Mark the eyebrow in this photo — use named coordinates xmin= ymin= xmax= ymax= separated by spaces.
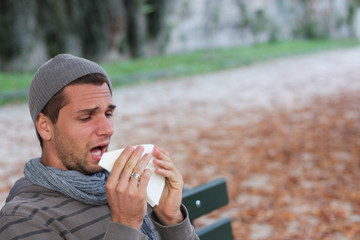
xmin=108 ymin=104 xmax=117 ymax=111
xmin=77 ymin=104 xmax=117 ymax=114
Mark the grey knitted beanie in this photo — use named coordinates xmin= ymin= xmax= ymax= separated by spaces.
xmin=29 ymin=54 xmax=113 ymax=123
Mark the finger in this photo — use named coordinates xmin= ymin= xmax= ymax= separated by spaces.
xmin=134 ymin=153 xmax=152 ymax=174
xmin=155 ymin=167 xmax=176 ymax=179
xmin=106 ymin=147 xmax=134 ymax=209
xmin=106 ymin=145 xmax=136 ymax=207
xmin=153 ymin=159 xmax=174 ymax=171
xmin=119 ymin=145 xmax=144 ymax=184
xmin=154 ymin=145 xmax=170 ymax=156
xmin=153 ymin=158 xmax=183 ymax=185
xmin=129 ymin=153 xmax=151 ymax=186
xmin=157 ymin=166 xmax=183 ymax=191
xmin=153 ymin=159 xmax=177 ymax=179
xmin=138 ymin=169 xmax=152 ymax=193
xmin=107 ymin=145 xmax=135 ymax=184
xmin=153 ymin=146 xmax=171 ymax=162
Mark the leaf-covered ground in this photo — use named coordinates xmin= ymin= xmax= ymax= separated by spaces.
xmin=180 ymin=90 xmax=360 ymax=239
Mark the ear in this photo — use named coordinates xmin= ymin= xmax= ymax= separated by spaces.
xmin=35 ymin=113 xmax=53 ymax=142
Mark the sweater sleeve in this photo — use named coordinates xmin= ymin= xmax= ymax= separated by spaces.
xmin=0 ymin=215 xmax=64 ymax=240
xmin=103 ymin=222 xmax=148 ymax=240
xmin=0 ymin=215 xmax=149 ymax=240
xmin=150 ymin=204 xmax=199 ymax=240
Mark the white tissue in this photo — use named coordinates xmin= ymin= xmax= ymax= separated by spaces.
xmin=99 ymin=144 xmax=165 ymax=207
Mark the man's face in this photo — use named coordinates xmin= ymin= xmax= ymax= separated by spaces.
xmin=52 ymin=83 xmax=116 ymax=174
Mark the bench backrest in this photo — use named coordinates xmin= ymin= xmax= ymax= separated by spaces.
xmin=182 ymin=178 xmax=233 ymax=240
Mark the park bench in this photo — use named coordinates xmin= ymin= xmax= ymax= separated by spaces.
xmin=182 ymin=178 xmax=233 ymax=240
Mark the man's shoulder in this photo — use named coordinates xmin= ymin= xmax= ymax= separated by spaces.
xmin=5 ymin=177 xmax=59 ymax=202
xmin=2 ymin=180 xmax=110 ymax=215
xmin=0 ymin=180 xmax=111 ymax=231
xmin=5 ymin=177 xmax=34 ymax=202
xmin=1 ymin=180 xmax=112 ymax=239
xmin=1 ymin=179 xmax=70 ymax=217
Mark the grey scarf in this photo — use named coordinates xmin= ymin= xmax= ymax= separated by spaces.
xmin=24 ymin=158 xmax=158 ymax=239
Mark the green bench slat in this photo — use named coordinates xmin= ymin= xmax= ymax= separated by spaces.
xmin=183 ymin=178 xmax=229 ymax=222
xmin=196 ymin=217 xmax=233 ymax=240
xmin=182 ymin=178 xmax=233 ymax=239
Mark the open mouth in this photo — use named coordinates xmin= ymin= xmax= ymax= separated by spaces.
xmin=91 ymin=144 xmax=107 ymax=160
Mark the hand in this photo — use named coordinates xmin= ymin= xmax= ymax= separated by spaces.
xmin=152 ymin=146 xmax=184 ymax=225
xmin=105 ymin=145 xmax=152 ymax=230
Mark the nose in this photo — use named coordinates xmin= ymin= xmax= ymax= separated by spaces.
xmin=96 ymin=115 xmax=114 ymax=137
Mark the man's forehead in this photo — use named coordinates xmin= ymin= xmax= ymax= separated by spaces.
xmin=64 ymin=83 xmax=113 ymax=108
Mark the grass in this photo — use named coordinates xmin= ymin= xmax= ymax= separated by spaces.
xmin=0 ymin=38 xmax=359 ymax=105
xmin=104 ymin=38 xmax=359 ymax=86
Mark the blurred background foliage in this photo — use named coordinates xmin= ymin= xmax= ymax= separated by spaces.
xmin=0 ymin=0 xmax=360 ymax=104
xmin=1 ymin=0 xmax=360 ymax=71
xmin=0 ymin=0 xmax=167 ymax=70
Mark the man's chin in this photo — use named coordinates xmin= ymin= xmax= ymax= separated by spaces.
xmin=75 ymin=163 xmax=104 ymax=175
xmin=86 ymin=167 xmax=105 ymax=175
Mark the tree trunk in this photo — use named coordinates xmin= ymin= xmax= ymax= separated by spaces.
xmin=123 ymin=0 xmax=146 ymax=58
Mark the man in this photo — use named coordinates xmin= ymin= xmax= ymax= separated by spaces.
xmin=0 ymin=54 xmax=199 ymax=239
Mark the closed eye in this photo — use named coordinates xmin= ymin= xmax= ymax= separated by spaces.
xmin=105 ymin=109 xmax=114 ymax=118
xmin=80 ymin=115 xmax=92 ymax=122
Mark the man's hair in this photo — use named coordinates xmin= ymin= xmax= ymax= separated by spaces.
xmin=37 ymin=73 xmax=109 ymax=147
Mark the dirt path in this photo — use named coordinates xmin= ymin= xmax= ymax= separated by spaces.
xmin=1 ymin=46 xmax=360 ymax=239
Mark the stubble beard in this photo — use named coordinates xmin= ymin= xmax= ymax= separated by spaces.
xmin=53 ymin=128 xmax=93 ymax=175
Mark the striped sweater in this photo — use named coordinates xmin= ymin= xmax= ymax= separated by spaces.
xmin=0 ymin=178 xmax=199 ymax=240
